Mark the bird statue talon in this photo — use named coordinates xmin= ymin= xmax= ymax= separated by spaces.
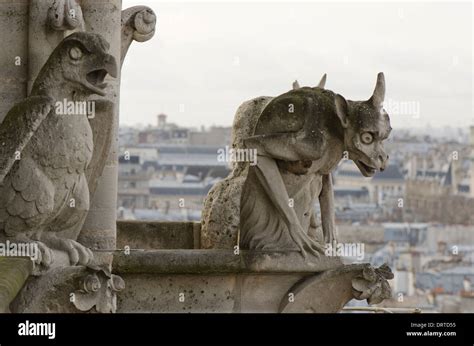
xmin=58 ymin=238 xmax=93 ymax=266
xmin=34 ymin=241 xmax=54 ymax=268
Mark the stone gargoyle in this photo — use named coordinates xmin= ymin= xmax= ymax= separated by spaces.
xmin=201 ymin=73 xmax=391 ymax=259
xmin=0 ymin=32 xmax=118 ymax=271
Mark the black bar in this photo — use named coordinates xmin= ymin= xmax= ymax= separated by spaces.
xmin=0 ymin=313 xmax=473 ymax=345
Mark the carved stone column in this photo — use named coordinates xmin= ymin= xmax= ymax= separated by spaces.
xmin=78 ymin=1 xmax=156 ymax=269
xmin=76 ymin=0 xmax=123 ymax=270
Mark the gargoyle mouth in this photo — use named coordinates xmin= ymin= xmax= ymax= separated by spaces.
xmin=356 ymin=160 xmax=377 ymax=177
xmin=86 ymin=69 xmax=109 ymax=94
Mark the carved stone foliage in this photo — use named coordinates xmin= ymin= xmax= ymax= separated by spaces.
xmin=10 ymin=265 xmax=124 ymax=313
xmin=47 ymin=0 xmax=85 ymax=32
xmin=121 ymin=6 xmax=157 ymax=65
xmin=351 ymin=263 xmax=393 ymax=305
xmin=73 ymin=267 xmax=125 ymax=313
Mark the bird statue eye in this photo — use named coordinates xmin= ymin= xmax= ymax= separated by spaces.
xmin=69 ymin=46 xmax=83 ymax=60
xmin=361 ymin=132 xmax=374 ymax=144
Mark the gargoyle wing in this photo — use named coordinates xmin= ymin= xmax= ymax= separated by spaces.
xmin=0 ymin=96 xmax=54 ymax=185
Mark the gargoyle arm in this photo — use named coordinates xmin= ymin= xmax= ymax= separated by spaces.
xmin=254 ymin=155 xmax=325 ymax=256
xmin=318 ymin=173 xmax=337 ymax=244
xmin=0 ymin=96 xmax=53 ymax=184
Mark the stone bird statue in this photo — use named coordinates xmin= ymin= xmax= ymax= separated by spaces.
xmin=0 ymin=32 xmax=118 ymax=270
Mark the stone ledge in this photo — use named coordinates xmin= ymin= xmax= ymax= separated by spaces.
xmin=117 ymin=220 xmax=200 ymax=250
xmin=113 ymin=249 xmax=344 ymax=274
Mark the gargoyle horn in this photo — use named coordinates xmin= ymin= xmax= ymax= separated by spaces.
xmin=370 ymin=72 xmax=385 ymax=107
xmin=317 ymin=73 xmax=327 ymax=89
xmin=292 ymin=80 xmax=300 ymax=90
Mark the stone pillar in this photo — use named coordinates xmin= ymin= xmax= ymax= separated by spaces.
xmin=77 ymin=0 xmax=122 ymax=269
xmin=78 ymin=1 xmax=156 ymax=268
xmin=0 ymin=0 xmax=29 ymax=122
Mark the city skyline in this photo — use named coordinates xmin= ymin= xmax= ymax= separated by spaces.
xmin=120 ymin=0 xmax=473 ymax=129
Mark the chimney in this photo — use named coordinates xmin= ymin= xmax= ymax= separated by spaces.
xmin=157 ymin=113 xmax=167 ymax=128
xmin=450 ymin=158 xmax=458 ymax=195
xmin=410 ymin=155 xmax=418 ymax=179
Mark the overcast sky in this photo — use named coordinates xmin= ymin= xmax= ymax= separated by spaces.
xmin=120 ymin=1 xmax=473 ymax=129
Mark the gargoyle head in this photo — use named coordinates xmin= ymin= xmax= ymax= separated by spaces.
xmin=33 ymin=32 xmax=118 ymax=97
xmin=334 ymin=73 xmax=392 ymax=177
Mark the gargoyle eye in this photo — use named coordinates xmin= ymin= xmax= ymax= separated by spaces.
xmin=69 ymin=46 xmax=83 ymax=60
xmin=360 ymin=132 xmax=374 ymax=144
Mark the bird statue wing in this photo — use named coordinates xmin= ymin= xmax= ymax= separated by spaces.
xmin=0 ymin=95 xmax=54 ymax=185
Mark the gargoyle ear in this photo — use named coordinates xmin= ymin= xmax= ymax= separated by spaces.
xmin=335 ymin=94 xmax=349 ymax=128
xmin=292 ymin=80 xmax=300 ymax=90
xmin=369 ymin=72 xmax=385 ymax=108
xmin=317 ymin=73 xmax=327 ymax=89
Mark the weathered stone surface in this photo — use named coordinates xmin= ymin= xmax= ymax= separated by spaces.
xmin=0 ymin=1 xmax=29 ymax=123
xmin=117 ymin=274 xmax=238 ymax=313
xmin=114 ymin=250 xmax=242 ymax=275
xmin=241 ymin=250 xmax=343 ymax=272
xmin=201 ymin=96 xmax=273 ymax=249
xmin=117 ymin=220 xmax=198 ymax=250
xmin=239 ymin=274 xmax=304 ymax=312
xmin=113 ymin=250 xmax=344 ymax=275
xmin=0 ymin=257 xmax=32 ymax=313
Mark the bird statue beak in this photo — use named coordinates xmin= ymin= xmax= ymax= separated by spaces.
xmin=104 ymin=54 xmax=118 ymax=78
